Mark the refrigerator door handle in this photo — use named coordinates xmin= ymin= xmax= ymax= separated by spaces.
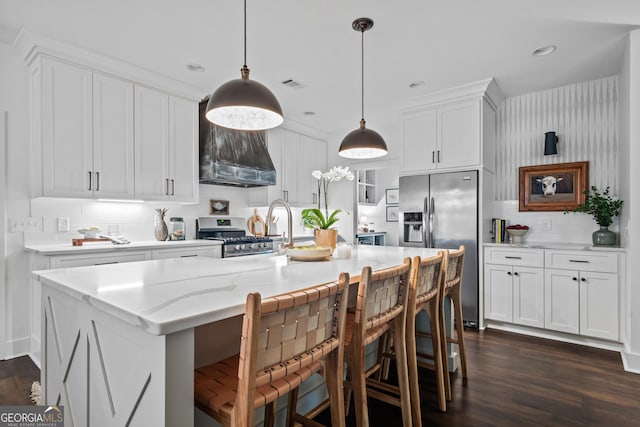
xmin=423 ymin=196 xmax=429 ymax=247
xmin=429 ymin=197 xmax=435 ymax=247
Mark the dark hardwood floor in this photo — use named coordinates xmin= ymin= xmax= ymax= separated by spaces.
xmin=2 ymin=329 xmax=639 ymax=426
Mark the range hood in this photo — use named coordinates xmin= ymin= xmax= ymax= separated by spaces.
xmin=198 ymin=100 xmax=276 ymax=187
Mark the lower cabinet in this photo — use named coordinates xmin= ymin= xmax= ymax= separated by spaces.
xmin=484 ymin=246 xmax=621 ymax=343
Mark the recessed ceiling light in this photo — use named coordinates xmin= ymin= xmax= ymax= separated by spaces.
xmin=186 ymin=63 xmax=206 ymax=72
xmin=409 ymin=81 xmax=426 ymax=89
xmin=303 ymin=111 xmax=315 ymax=116
xmin=532 ymin=45 xmax=557 ymax=57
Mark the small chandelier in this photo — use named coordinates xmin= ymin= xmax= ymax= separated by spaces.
xmin=205 ymin=0 xmax=283 ymax=131
xmin=339 ymin=18 xmax=388 ymax=159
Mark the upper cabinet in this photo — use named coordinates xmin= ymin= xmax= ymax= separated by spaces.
xmin=29 ymin=50 xmax=199 ymax=202
xmin=248 ymin=128 xmax=327 ymax=207
xmin=400 ymin=79 xmax=500 ymax=174
xmin=134 ymin=86 xmax=197 ymax=202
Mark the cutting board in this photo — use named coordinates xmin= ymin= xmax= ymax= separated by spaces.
xmin=247 ymin=209 xmax=265 ymax=236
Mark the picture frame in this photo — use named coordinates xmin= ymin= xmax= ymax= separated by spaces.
xmin=385 ymin=188 xmax=399 ymax=205
xmin=209 ymin=199 xmax=230 ymax=215
xmin=386 ymin=205 xmax=399 ymax=222
xmin=518 ymin=161 xmax=589 ymax=212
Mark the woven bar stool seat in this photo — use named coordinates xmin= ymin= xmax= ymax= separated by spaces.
xmin=195 ymin=274 xmax=350 ymax=427
xmin=344 ymin=258 xmax=413 ymax=427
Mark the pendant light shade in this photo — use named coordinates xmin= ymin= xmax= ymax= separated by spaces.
xmin=339 ymin=18 xmax=387 ymax=159
xmin=205 ymin=0 xmax=283 ymax=131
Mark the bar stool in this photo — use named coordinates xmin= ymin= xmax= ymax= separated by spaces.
xmin=344 ymin=258 xmax=412 ymax=427
xmin=194 ymin=273 xmax=350 ymax=427
xmin=439 ymin=245 xmax=467 ymax=400
xmin=406 ymin=251 xmax=447 ymax=419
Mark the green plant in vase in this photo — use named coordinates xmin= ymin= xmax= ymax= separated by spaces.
xmin=565 ymin=186 xmax=623 ymax=246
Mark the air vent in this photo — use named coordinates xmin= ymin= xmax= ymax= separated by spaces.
xmin=281 ymin=79 xmax=306 ymax=89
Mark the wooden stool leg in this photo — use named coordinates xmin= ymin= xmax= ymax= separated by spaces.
xmin=286 ymin=388 xmax=298 ymax=427
xmin=393 ymin=317 xmax=413 ymax=427
xmin=426 ymin=299 xmax=447 ymax=412
xmin=350 ymin=344 xmax=370 ymax=427
xmin=440 ymin=293 xmax=452 ymax=401
xmin=452 ymin=285 xmax=468 ymax=378
xmin=406 ymin=310 xmax=422 ymax=424
xmin=325 ymin=351 xmax=346 ymax=427
xmin=265 ymin=402 xmax=276 ymax=427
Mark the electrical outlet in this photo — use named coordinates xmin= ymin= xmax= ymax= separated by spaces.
xmin=57 ymin=217 xmax=70 ymax=232
xmin=541 ymin=219 xmax=552 ymax=232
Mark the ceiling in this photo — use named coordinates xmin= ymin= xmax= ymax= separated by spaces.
xmin=1 ymin=0 xmax=639 ymax=135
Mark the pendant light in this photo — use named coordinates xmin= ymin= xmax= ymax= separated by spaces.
xmin=339 ymin=18 xmax=388 ymax=159
xmin=205 ymin=0 xmax=283 ymax=131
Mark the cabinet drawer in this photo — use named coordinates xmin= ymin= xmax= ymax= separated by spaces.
xmin=485 ymin=247 xmax=543 ymax=267
xmin=545 ymin=251 xmax=617 ymax=273
xmin=151 ymin=247 xmax=221 ymax=259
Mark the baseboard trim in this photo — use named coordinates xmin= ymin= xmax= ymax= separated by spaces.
xmin=621 ymin=351 xmax=640 ymax=374
xmin=1 ymin=337 xmax=30 ymax=361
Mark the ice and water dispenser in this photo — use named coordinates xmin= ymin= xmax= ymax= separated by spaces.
xmin=403 ymin=212 xmax=424 ymax=244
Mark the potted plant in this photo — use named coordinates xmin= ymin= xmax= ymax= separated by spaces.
xmin=301 ymin=166 xmax=354 ymax=252
xmin=567 ymin=186 xmax=623 ymax=246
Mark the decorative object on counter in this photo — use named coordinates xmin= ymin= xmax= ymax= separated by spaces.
xmin=386 ymin=205 xmax=399 ymax=222
xmin=335 ymin=242 xmax=353 ymax=259
xmin=544 ymin=131 xmax=559 ymax=155
xmin=247 ymin=208 xmax=265 ymax=236
xmin=77 ymin=227 xmax=101 ymax=239
xmin=286 ymin=245 xmax=332 ymax=262
xmin=314 ymin=229 xmax=339 ymax=254
xmin=209 ymin=199 xmax=229 ymax=215
xmin=204 ymin=0 xmax=283 ymax=131
xmin=566 ymin=186 xmax=623 ymax=246
xmin=338 ymin=18 xmax=388 ymax=159
xmin=154 ymin=208 xmax=169 ymax=241
xmin=302 ymin=165 xmax=354 ymax=252
xmin=169 ymin=217 xmax=185 ymax=240
xmin=519 ymin=161 xmax=588 ymax=211
xmin=72 ymin=236 xmax=111 ymax=246
xmin=506 ymin=224 xmax=529 ymax=243
xmin=385 ymin=188 xmax=399 ymax=204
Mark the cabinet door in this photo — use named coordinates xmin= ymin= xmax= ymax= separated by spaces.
xmin=298 ymin=135 xmax=327 ymax=207
xmin=41 ymin=57 xmax=93 ymax=197
xmin=484 ymin=264 xmax=513 ymax=322
xmin=512 ymin=267 xmax=544 ymax=328
xmin=135 ymin=86 xmax=169 ymax=200
xmin=93 ymin=73 xmax=135 ymax=199
xmin=544 ymin=269 xmax=579 ymax=334
xmin=403 ymin=110 xmax=437 ymax=172
xmin=282 ymin=130 xmax=300 ymax=204
xmin=248 ymin=127 xmax=284 ymax=206
xmin=579 ymin=272 xmax=619 ymax=340
xmin=168 ymin=96 xmax=198 ymax=203
xmin=438 ymin=100 xmax=480 ymax=169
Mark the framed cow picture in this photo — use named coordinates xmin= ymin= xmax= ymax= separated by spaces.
xmin=519 ymin=161 xmax=589 ymax=211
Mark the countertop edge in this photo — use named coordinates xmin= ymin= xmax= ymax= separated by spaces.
xmin=25 ymin=239 xmax=223 ymax=255
xmin=482 ymin=242 xmax=626 ymax=252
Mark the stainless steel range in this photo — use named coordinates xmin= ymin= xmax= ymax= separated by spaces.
xmin=196 ymin=217 xmax=274 ymax=258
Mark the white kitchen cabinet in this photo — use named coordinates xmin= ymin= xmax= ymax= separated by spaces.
xmin=544 ymin=250 xmax=619 ymax=341
xmin=402 ymin=100 xmax=482 ymax=173
xmin=484 ymin=248 xmax=544 ymax=328
xmin=134 ymin=86 xmax=197 ymax=202
xmin=249 ymin=128 xmax=327 ymax=207
xmin=151 ymin=246 xmax=221 ymax=259
xmin=38 ymin=57 xmax=135 ymax=199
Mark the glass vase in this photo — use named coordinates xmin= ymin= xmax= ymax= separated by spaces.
xmin=592 ymin=226 xmax=616 ymax=246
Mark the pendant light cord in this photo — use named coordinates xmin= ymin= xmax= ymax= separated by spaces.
xmin=243 ymin=0 xmax=247 ymax=67
xmin=361 ymin=27 xmax=364 ymax=121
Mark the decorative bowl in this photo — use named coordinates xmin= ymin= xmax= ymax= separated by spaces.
xmin=506 ymin=228 xmax=528 ymax=243
xmin=286 ymin=245 xmax=332 ymax=261
xmin=77 ymin=227 xmax=101 ymax=239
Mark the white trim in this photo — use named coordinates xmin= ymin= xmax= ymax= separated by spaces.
xmin=0 ymin=111 xmax=6 ymax=359
xmin=621 ymin=351 xmax=640 ymax=374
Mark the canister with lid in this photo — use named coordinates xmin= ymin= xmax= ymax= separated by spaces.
xmin=168 ymin=217 xmax=185 ymax=240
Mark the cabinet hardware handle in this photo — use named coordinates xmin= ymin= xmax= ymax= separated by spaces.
xmin=572 ymin=277 xmax=578 ymax=281
xmin=432 ymin=151 xmax=435 ymax=163
xmin=507 ymin=271 xmax=512 ymax=276
xmin=581 ymin=277 xmax=586 ymax=282
xmin=569 ymin=259 xmax=589 ymax=263
xmin=505 ymin=256 xmax=522 ymax=259
xmin=96 ymin=172 xmax=100 ymax=191
xmin=165 ymin=178 xmax=169 ymax=195
xmin=284 ymin=190 xmax=289 ymax=202
xmin=313 ymin=192 xmax=317 ymax=204
xmin=94 ymin=261 xmax=118 ymax=266
xmin=180 ymin=255 xmax=198 ymax=258
xmin=514 ymin=272 xmax=519 ymax=276
xmin=171 ymin=179 xmax=175 ymax=196
xmin=88 ymin=171 xmax=92 ymax=191
xmin=437 ymin=150 xmax=441 ymax=163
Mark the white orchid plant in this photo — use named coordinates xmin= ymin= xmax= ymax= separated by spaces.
xmin=301 ymin=166 xmax=355 ymax=229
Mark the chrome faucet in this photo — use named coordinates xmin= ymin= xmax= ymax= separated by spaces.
xmin=266 ymin=199 xmax=294 ymax=248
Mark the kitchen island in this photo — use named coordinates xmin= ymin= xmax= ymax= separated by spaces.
xmin=33 ymin=245 xmax=443 ymax=427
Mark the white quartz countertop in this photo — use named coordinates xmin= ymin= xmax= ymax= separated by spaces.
xmin=32 ymin=245 xmax=442 ymax=336
xmin=24 ymin=239 xmax=223 ymax=255
xmin=483 ymin=242 xmax=626 ymax=252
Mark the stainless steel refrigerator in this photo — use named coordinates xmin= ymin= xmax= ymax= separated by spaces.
xmin=399 ymin=171 xmax=479 ymax=327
